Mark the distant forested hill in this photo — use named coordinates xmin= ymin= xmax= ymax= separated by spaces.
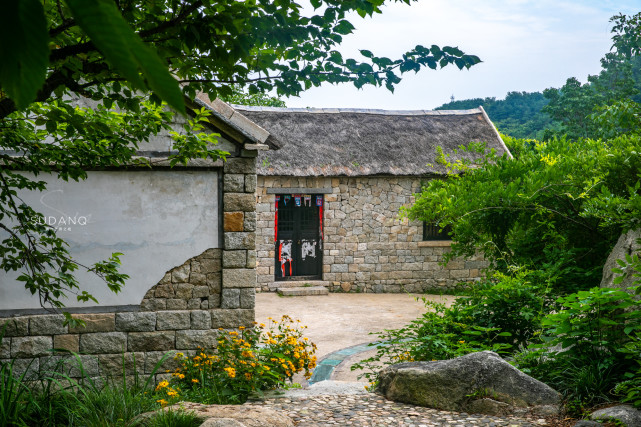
xmin=436 ymin=91 xmax=561 ymax=140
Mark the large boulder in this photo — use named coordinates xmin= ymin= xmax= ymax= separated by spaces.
xmin=137 ymin=402 xmax=294 ymax=427
xmin=601 ymin=228 xmax=641 ymax=297
xmin=591 ymin=405 xmax=641 ymax=427
xmin=376 ymin=351 xmax=560 ymax=417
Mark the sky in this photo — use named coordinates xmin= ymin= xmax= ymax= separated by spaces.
xmin=285 ymin=0 xmax=641 ymax=110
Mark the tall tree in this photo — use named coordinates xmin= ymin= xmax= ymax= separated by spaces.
xmin=0 ymin=0 xmax=480 ymax=319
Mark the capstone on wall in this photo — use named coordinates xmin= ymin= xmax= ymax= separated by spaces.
xmin=256 ymin=175 xmax=487 ymax=292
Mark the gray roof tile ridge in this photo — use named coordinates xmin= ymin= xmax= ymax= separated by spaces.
xmin=232 ymin=104 xmax=482 ymax=116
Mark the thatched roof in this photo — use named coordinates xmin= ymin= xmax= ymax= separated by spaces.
xmin=235 ymin=106 xmax=510 ymax=176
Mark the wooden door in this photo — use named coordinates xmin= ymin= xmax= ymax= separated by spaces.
xmin=275 ymin=194 xmax=323 ymax=280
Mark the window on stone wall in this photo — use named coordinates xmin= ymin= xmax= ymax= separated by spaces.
xmin=423 ymin=223 xmax=452 ymax=241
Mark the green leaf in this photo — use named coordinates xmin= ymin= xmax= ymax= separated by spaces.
xmin=64 ymin=0 xmax=185 ymax=114
xmin=0 ymin=0 xmax=49 ymax=109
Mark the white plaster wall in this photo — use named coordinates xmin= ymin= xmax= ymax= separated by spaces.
xmin=0 ymin=170 xmax=220 ymax=310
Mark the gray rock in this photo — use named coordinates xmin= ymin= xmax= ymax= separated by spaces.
xmin=12 ymin=336 xmax=53 ymax=357
xmin=222 ymin=269 xmax=256 ymax=288
xmin=190 ymin=310 xmax=211 ymax=330
xmin=601 ymin=228 xmax=641 ymax=298
xmin=115 ymin=312 xmax=157 ymax=332
xmin=127 ymin=331 xmax=175 ymax=352
xmin=221 ymin=289 xmax=241 ymax=309
xmin=224 ymin=232 xmax=255 ymax=250
xmin=171 ymin=263 xmax=191 ymax=283
xmin=79 ymin=332 xmax=127 ymax=354
xmin=223 ymin=158 xmax=256 ymax=174
xmin=224 ymin=193 xmax=256 ymax=212
xmin=156 ymin=311 xmax=190 ymax=330
xmin=376 ymin=351 xmax=560 ymax=416
xmin=29 ymin=315 xmax=67 ymax=335
xmin=591 ymin=404 xmax=641 ymax=426
xmin=176 ymin=330 xmax=221 ymax=350
xmin=224 ymin=174 xmax=245 ymax=192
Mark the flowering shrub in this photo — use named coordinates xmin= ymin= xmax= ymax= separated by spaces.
xmin=156 ymin=315 xmax=317 ymax=404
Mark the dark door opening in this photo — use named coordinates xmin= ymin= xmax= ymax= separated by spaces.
xmin=275 ymin=194 xmax=323 ymax=281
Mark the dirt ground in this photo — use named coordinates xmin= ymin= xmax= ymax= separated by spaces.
xmin=255 ymin=292 xmax=456 ymax=382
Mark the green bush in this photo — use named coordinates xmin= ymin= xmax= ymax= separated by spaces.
xmin=352 ymin=271 xmax=545 ymax=382
xmin=514 ymin=286 xmax=641 ymax=412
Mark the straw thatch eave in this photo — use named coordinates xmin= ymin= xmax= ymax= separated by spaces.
xmin=235 ymin=106 xmax=510 ymax=177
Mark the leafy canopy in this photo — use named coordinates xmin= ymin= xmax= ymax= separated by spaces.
xmin=0 ymin=0 xmax=480 ymax=320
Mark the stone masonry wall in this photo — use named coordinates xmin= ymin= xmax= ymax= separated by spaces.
xmin=256 ymin=175 xmax=488 ymax=292
xmin=0 ymin=155 xmax=259 ymax=380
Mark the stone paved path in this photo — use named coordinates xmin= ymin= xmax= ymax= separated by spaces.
xmin=247 ymin=393 xmax=547 ymax=426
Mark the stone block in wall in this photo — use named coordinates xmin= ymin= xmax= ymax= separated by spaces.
xmin=0 ymin=339 xmax=10 ymax=358
xmin=331 ymin=264 xmax=348 ymax=273
xmin=176 ymin=330 xmax=221 ymax=350
xmin=224 ymin=157 xmax=255 ymax=174
xmin=166 ymin=299 xmax=188 ymax=310
xmin=244 ymin=212 xmax=256 ymax=232
xmin=69 ymin=313 xmax=115 ymax=333
xmin=96 ymin=352 xmax=146 ymax=376
xmin=224 ymin=193 xmax=255 ymax=212
xmin=1 ymin=317 xmax=28 ymax=337
xmin=80 ymin=332 xmax=127 ymax=354
xmin=30 ymin=315 xmax=67 ymax=335
xmin=450 ymin=269 xmax=471 ymax=279
xmin=144 ymin=350 xmax=179 ymax=374
xmin=186 ymin=299 xmax=199 ymax=309
xmin=140 ymin=298 xmax=167 ymax=311
xmin=224 ymin=212 xmax=244 ymax=232
xmin=190 ymin=310 xmax=211 ymax=330
xmin=174 ymin=283 xmax=194 ymax=299
xmin=208 ymin=294 xmax=221 ymax=308
xmin=190 ymin=273 xmax=207 ymax=286
xmin=240 ymin=288 xmax=255 ymax=309
xmin=192 ymin=286 xmax=209 ymax=298
xmin=156 ymin=311 xmax=191 ymax=330
xmin=246 ymin=250 xmax=256 ymax=268
xmin=222 ymin=269 xmax=256 ymax=288
xmin=223 ymin=250 xmax=247 ymax=268
xmin=245 ymin=174 xmax=257 ymax=193
xmin=40 ymin=354 xmax=100 ymax=377
xmin=54 ymin=334 xmax=79 ymax=353
xmin=128 ymin=331 xmax=176 ymax=352
xmin=207 ymin=273 xmax=222 ymax=294
xmin=210 ymin=309 xmax=254 ymax=329
xmin=224 ymin=174 xmax=245 ymax=192
xmin=115 ymin=312 xmax=157 ymax=332
xmin=171 ymin=264 xmax=191 ymax=283
xmin=225 ymin=232 xmax=255 ymax=250
xmin=221 ymin=289 xmax=240 ymax=309
xmin=201 ymin=257 xmax=222 ymax=274
xmin=155 ymin=284 xmax=175 ymax=299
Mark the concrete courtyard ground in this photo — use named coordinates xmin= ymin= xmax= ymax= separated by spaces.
xmin=255 ymin=292 xmax=456 ymax=383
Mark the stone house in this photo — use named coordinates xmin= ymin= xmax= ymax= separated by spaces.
xmin=0 ymin=96 xmax=278 ymax=378
xmin=235 ymin=106 xmax=512 ymax=293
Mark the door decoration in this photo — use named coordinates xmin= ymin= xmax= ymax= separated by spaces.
xmin=318 ymin=196 xmax=324 ymax=240
xmin=301 ymin=240 xmax=316 ymax=260
xmin=294 ymin=194 xmax=301 ymax=206
xmin=278 ymin=240 xmax=293 ymax=276
xmin=274 ymin=196 xmax=279 ymax=242
xmin=284 ymin=195 xmax=290 ymax=205
xmin=304 ymin=195 xmax=311 ymax=206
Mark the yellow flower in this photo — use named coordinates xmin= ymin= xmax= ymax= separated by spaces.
xmin=179 ymin=374 xmax=185 ymax=379
xmin=157 ymin=399 xmax=168 ymax=406
xmin=155 ymin=380 xmax=169 ymax=391
xmin=224 ymin=367 xmax=236 ymax=378
xmin=167 ymin=389 xmax=178 ymax=397
xmin=244 ymin=372 xmax=252 ymax=380
xmin=192 ymin=378 xmax=199 ymax=383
